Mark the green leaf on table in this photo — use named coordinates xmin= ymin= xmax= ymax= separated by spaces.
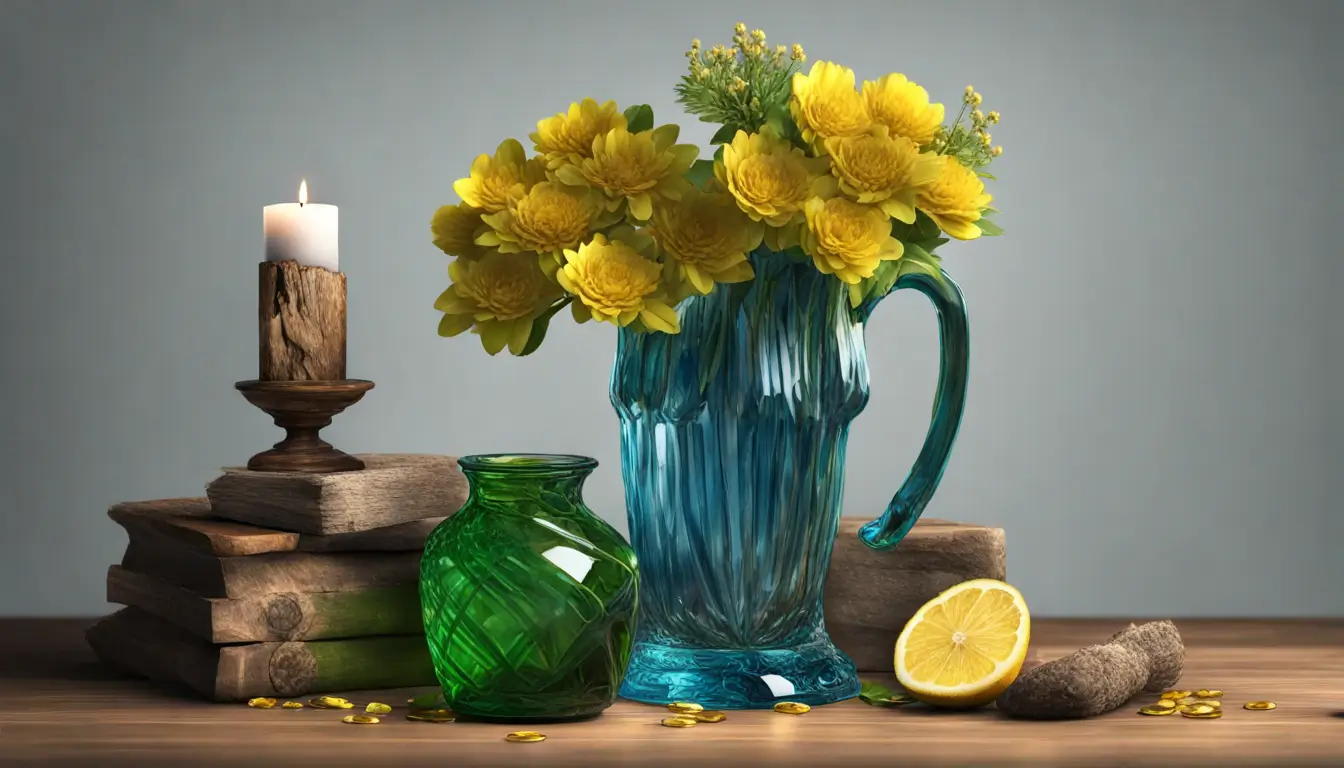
xmin=976 ymin=217 xmax=1004 ymax=236
xmin=623 ymin=104 xmax=654 ymax=134
xmin=518 ymin=299 xmax=570 ymax=357
xmin=858 ymin=679 xmax=918 ymax=707
xmin=685 ymin=159 xmax=716 ymax=190
xmin=709 ymin=123 xmax=740 ymax=145
xmin=407 ymin=691 xmax=447 ymax=710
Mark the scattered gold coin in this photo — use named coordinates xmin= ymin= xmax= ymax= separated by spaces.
xmin=1160 ymin=690 xmax=1192 ymax=700
xmin=365 ymin=702 xmax=392 ymax=715
xmin=1149 ymin=700 xmax=1177 ymax=710
xmin=504 ymin=731 xmax=546 ymax=742
xmin=1197 ymin=689 xmax=1223 ymax=698
xmin=667 ymin=702 xmax=704 ymax=714
xmin=773 ymin=701 xmax=811 ymax=715
xmin=342 ymin=714 xmax=380 ymax=725
xmin=1180 ymin=709 xmax=1223 ymax=720
xmin=406 ymin=711 xmax=456 ymax=723
xmin=661 ymin=716 xmax=698 ymax=728
xmin=1179 ymin=704 xmax=1217 ymax=716
xmin=1138 ymin=704 xmax=1179 ymax=716
xmin=281 ymin=701 xmax=304 ymax=710
xmin=693 ymin=710 xmax=727 ymax=723
xmin=246 ymin=697 xmax=277 ymax=709
xmin=1244 ymin=701 xmax=1277 ymax=710
xmin=309 ymin=696 xmax=354 ymax=710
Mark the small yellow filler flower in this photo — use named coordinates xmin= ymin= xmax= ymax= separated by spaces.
xmin=557 ymin=231 xmax=680 ymax=333
xmin=554 ymin=124 xmax=700 ymax=222
xmin=801 ymin=197 xmax=903 ymax=284
xmin=452 ymin=138 xmax=534 ymax=213
xmin=477 ymin=181 xmax=604 ymax=271
xmin=434 ymin=252 xmax=563 ymax=355
xmin=823 ymin=125 xmax=942 ymax=223
xmin=790 ymin=60 xmax=871 ymax=151
xmin=916 ymin=155 xmax=994 ymax=240
xmin=715 ymin=126 xmax=833 ymax=228
xmin=529 ymin=98 xmax=628 ymax=171
xmin=862 ymin=73 xmax=945 ymax=147
xmin=649 ymin=187 xmax=764 ymax=295
xmin=430 ymin=203 xmax=490 ymax=260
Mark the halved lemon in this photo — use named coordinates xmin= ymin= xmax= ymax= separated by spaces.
xmin=894 ymin=578 xmax=1031 ymax=708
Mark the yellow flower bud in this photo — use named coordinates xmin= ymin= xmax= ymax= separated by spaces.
xmin=751 ymin=29 xmax=766 ymax=42
xmin=698 ymin=67 xmax=712 ymax=80
xmin=971 ymin=109 xmax=985 ymax=123
xmin=971 ymin=91 xmax=983 ymax=106
xmin=791 ymin=43 xmax=805 ymax=61
xmin=691 ymin=38 xmax=701 ymax=49
xmin=732 ymin=76 xmax=747 ymax=92
xmin=964 ymin=85 xmax=975 ymax=99
xmin=991 ymin=145 xmax=1003 ymax=156
xmin=727 ymin=47 xmax=739 ymax=58
xmin=988 ymin=110 xmax=1000 ymax=123
xmin=776 ymin=44 xmax=787 ymax=55
xmin=981 ymin=132 xmax=992 ymax=146
xmin=735 ymin=22 xmax=747 ymax=35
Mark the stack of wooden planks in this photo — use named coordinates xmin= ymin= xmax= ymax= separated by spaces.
xmin=87 ymin=454 xmax=467 ymax=702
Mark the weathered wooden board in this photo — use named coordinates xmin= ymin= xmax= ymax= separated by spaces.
xmin=824 ymin=517 xmax=1007 ymax=672
xmin=258 ymin=259 xmax=347 ymax=382
xmin=105 ymin=565 xmax=423 ymax=644
xmin=86 ymin=607 xmax=436 ymax=701
xmin=118 ymin=525 xmax=421 ymax=599
xmin=206 ymin=454 xmax=467 ymax=535
xmin=108 ymin=498 xmax=446 ymax=556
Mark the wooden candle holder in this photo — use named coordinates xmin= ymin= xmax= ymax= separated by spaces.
xmin=235 ymin=379 xmax=374 ymax=473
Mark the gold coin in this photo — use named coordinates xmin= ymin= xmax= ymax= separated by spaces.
xmin=246 ymin=697 xmax=277 ymax=709
xmin=773 ymin=701 xmax=811 ymax=715
xmin=406 ymin=712 xmax=456 ymax=723
xmin=1197 ymin=689 xmax=1224 ymax=698
xmin=281 ymin=701 xmax=304 ymax=710
xmin=1138 ymin=704 xmax=1178 ymax=716
xmin=1159 ymin=690 xmax=1192 ymax=700
xmin=308 ymin=696 xmax=353 ymax=709
xmin=693 ymin=710 xmax=727 ymax=723
xmin=660 ymin=716 xmax=698 ymax=728
xmin=1179 ymin=704 xmax=1216 ymax=716
xmin=365 ymin=702 xmax=392 ymax=715
xmin=341 ymin=714 xmax=380 ymax=725
xmin=1149 ymin=700 xmax=1177 ymax=709
xmin=1243 ymin=701 xmax=1277 ymax=710
xmin=667 ymin=702 xmax=704 ymax=714
xmin=505 ymin=731 xmax=546 ymax=742
xmin=1180 ymin=709 xmax=1223 ymax=719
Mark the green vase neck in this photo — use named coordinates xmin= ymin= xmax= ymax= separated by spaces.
xmin=458 ymin=454 xmax=596 ymax=511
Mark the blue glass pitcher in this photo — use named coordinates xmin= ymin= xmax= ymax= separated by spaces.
xmin=610 ymin=247 xmax=969 ymax=709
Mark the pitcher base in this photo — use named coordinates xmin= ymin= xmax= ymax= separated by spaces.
xmin=617 ymin=637 xmax=860 ymax=709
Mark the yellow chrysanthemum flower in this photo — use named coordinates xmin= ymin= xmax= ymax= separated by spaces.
xmin=557 ymin=231 xmax=680 ymax=333
xmin=434 ymin=252 xmax=563 ymax=356
xmin=529 ymin=98 xmax=628 ymax=170
xmin=863 ymin=73 xmax=946 ymax=147
xmin=554 ymin=124 xmax=699 ymax=222
xmin=801 ymin=197 xmax=903 ymax=284
xmin=823 ymin=125 xmax=943 ymax=224
xmin=649 ymin=187 xmax=764 ymax=295
xmin=476 ymin=181 xmax=604 ymax=269
xmin=715 ymin=126 xmax=834 ymax=228
xmin=790 ymin=60 xmax=871 ymax=151
xmin=916 ymin=155 xmax=993 ymax=241
xmin=430 ymin=203 xmax=491 ymax=260
xmin=452 ymin=138 xmax=533 ymax=213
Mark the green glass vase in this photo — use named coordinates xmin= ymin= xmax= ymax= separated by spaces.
xmin=419 ymin=454 xmax=638 ymax=722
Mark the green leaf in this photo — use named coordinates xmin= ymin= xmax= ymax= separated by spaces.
xmin=889 ymin=219 xmax=915 ymax=241
xmin=983 ymin=205 xmax=1001 ymax=215
xmin=911 ymin=237 xmax=950 ymax=253
xmin=763 ymin=101 xmax=795 ymax=139
xmin=897 ymin=241 xmax=946 ymax=283
xmin=713 ymin=145 xmax=725 ymax=164
xmin=685 ymin=159 xmax=716 ymax=190
xmin=623 ymin=104 xmax=654 ymax=134
xmin=977 ymin=171 xmax=998 ymax=181
xmin=518 ymin=299 xmax=570 ymax=357
xmin=914 ymin=210 xmax=942 ymax=240
xmin=976 ymin=217 xmax=1005 ymax=236
xmin=709 ymin=123 xmax=740 ymax=145
xmin=778 ymin=245 xmax=810 ymax=264
xmin=407 ymin=691 xmax=447 ymax=710
xmin=858 ymin=679 xmax=919 ymax=707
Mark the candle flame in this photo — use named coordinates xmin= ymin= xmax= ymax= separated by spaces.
xmin=298 ymin=179 xmax=308 ymax=206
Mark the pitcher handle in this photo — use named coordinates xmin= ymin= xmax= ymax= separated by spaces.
xmin=857 ymin=269 xmax=970 ymax=551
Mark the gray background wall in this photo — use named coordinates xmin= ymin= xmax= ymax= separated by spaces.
xmin=2 ymin=0 xmax=1339 ymax=618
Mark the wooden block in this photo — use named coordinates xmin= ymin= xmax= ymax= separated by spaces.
xmin=108 ymin=498 xmax=446 ymax=556
xmin=86 ymin=607 xmax=436 ymax=701
xmin=119 ymin=525 xmax=421 ymax=599
xmin=106 ymin=565 xmax=423 ymax=643
xmin=824 ymin=517 xmax=1006 ymax=672
xmin=259 ymin=259 xmax=347 ymax=382
xmin=206 ymin=453 xmax=468 ymax=535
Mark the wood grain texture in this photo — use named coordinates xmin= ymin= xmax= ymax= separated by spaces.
xmin=83 ymin=608 xmax=436 ymax=701
xmin=3 ymin=618 xmax=1340 ymax=766
xmin=108 ymin=497 xmax=447 ymax=556
xmin=119 ymin=531 xmax=421 ymax=599
xmin=259 ymin=259 xmax=347 ymax=381
xmin=106 ymin=565 xmax=423 ymax=643
xmin=825 ymin=517 xmax=1006 ymax=671
xmin=206 ymin=453 xmax=467 ymax=535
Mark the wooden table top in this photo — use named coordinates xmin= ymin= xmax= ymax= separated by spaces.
xmin=1 ymin=618 xmax=1341 ymax=766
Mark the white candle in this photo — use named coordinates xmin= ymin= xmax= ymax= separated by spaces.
xmin=263 ymin=180 xmax=339 ymax=272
